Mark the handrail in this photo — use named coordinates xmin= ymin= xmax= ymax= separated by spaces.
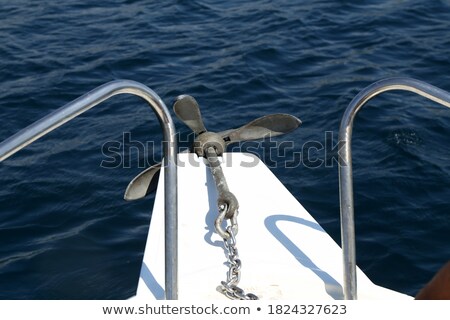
xmin=0 ymin=80 xmax=178 ymax=299
xmin=338 ymin=77 xmax=450 ymax=299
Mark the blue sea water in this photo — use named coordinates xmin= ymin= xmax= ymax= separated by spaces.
xmin=0 ymin=0 xmax=449 ymax=299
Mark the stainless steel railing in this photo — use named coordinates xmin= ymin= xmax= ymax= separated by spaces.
xmin=0 ymin=80 xmax=178 ymax=299
xmin=338 ymin=77 xmax=450 ymax=299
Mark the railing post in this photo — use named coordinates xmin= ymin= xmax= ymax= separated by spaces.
xmin=0 ymin=80 xmax=178 ymax=299
xmin=338 ymin=77 xmax=450 ymax=300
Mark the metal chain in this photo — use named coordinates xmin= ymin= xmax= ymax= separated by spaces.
xmin=216 ymin=212 xmax=258 ymax=300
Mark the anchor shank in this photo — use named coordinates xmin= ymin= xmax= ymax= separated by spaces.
xmin=205 ymin=147 xmax=239 ymax=220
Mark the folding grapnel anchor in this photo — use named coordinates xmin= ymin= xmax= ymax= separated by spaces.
xmin=124 ymin=94 xmax=302 ymax=201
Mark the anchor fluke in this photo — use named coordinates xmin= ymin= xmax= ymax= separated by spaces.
xmin=173 ymin=95 xmax=207 ymax=135
xmin=124 ymin=163 xmax=161 ymax=201
xmin=218 ymin=113 xmax=301 ymax=145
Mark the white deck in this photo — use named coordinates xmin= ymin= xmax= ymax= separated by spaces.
xmin=133 ymin=152 xmax=412 ymax=300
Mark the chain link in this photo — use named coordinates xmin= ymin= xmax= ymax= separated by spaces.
xmin=217 ymin=224 xmax=259 ymax=300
